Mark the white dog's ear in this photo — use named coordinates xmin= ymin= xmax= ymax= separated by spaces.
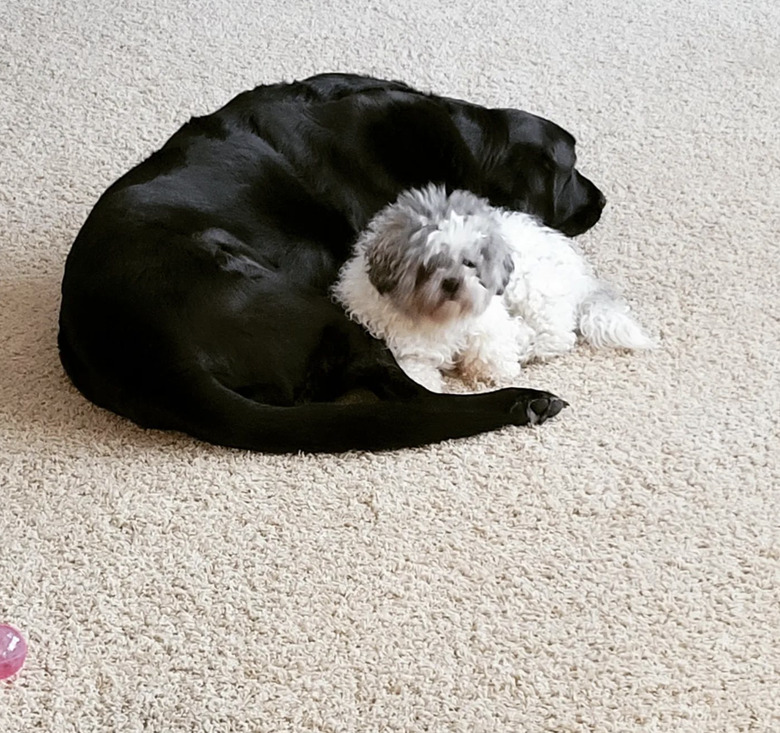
xmin=476 ymin=228 xmax=515 ymax=296
xmin=365 ymin=211 xmax=436 ymax=295
xmin=496 ymin=251 xmax=515 ymax=295
xmin=366 ymin=237 xmax=402 ymax=294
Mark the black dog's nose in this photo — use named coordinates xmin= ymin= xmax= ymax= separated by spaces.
xmin=597 ymin=192 xmax=607 ymax=209
xmin=442 ymin=278 xmax=461 ymax=297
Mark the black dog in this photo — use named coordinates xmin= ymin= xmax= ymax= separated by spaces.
xmin=58 ymin=73 xmax=606 ymax=452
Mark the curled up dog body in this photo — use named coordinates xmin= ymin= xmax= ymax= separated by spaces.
xmin=333 ymin=185 xmax=655 ymax=392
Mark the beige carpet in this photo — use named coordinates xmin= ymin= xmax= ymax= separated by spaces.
xmin=2 ymin=0 xmax=779 ymax=730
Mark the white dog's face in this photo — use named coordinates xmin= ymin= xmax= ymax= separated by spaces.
xmin=364 ymin=186 xmax=514 ymax=323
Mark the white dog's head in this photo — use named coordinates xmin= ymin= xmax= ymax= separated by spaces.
xmin=361 ymin=185 xmax=514 ymax=323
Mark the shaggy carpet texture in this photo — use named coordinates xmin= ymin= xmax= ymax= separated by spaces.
xmin=1 ymin=0 xmax=778 ymax=730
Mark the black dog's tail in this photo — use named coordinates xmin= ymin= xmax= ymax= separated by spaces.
xmin=160 ymin=373 xmax=565 ymax=454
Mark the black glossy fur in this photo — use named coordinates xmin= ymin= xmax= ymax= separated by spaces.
xmin=58 ymin=73 xmax=606 ymax=453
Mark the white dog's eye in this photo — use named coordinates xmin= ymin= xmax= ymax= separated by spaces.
xmin=463 ymin=259 xmax=476 ymax=268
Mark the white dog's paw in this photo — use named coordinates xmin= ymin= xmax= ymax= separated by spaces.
xmin=397 ymin=359 xmax=446 ymax=393
xmin=459 ymin=354 xmax=522 ymax=387
xmin=527 ymin=329 xmax=578 ymax=361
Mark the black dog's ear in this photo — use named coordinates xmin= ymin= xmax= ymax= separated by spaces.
xmin=543 ymin=135 xmax=577 ymax=175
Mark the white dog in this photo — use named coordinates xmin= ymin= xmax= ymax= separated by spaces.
xmin=333 ymin=185 xmax=654 ymax=392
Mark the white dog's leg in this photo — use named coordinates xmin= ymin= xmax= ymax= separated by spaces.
xmin=507 ymin=291 xmax=578 ymax=362
xmin=396 ymin=357 xmax=446 ymax=393
xmin=458 ymin=299 xmax=525 ymax=385
xmin=528 ymin=302 xmax=579 ymax=361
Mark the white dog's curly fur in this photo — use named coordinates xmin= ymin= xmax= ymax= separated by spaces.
xmin=333 ymin=185 xmax=655 ymax=392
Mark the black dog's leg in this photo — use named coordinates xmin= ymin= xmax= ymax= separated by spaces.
xmin=323 ymin=321 xmax=567 ymax=426
xmin=296 ymin=321 xmax=423 ymax=403
xmin=358 ymin=355 xmax=568 ymax=428
xmin=345 ymin=337 xmax=428 ymax=401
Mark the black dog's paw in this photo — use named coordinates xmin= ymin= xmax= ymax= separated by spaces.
xmin=508 ymin=389 xmax=568 ymax=426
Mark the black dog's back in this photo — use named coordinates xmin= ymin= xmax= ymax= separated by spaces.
xmin=59 ymin=74 xmax=604 ymax=452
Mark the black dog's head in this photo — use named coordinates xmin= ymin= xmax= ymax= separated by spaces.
xmin=461 ymin=107 xmax=606 ymax=237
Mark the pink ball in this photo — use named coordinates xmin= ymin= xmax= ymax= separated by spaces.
xmin=0 ymin=625 xmax=27 ymax=680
